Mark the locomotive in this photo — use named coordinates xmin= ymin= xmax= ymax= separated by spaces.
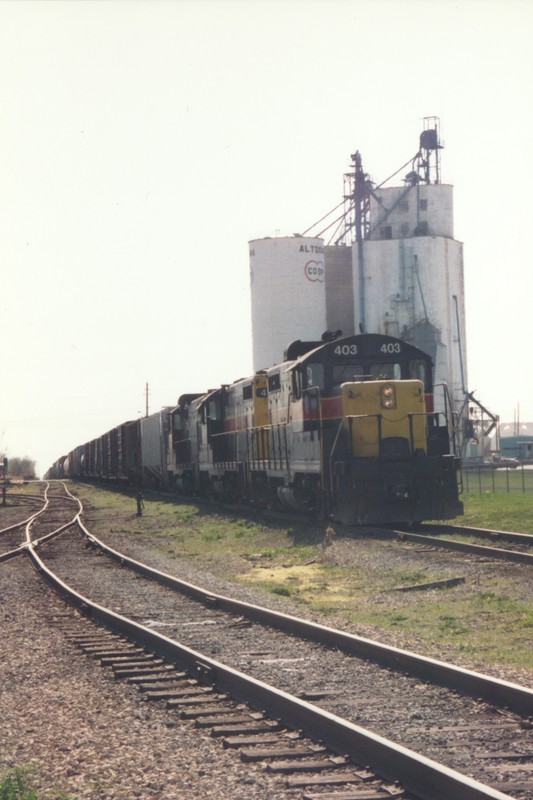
xmin=48 ymin=333 xmax=463 ymax=525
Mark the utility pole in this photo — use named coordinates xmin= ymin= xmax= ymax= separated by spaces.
xmin=145 ymin=382 xmax=149 ymax=418
xmin=1 ymin=458 xmax=7 ymax=506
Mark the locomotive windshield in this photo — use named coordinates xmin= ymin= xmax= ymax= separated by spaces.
xmin=293 ymin=335 xmax=433 ymax=398
xmin=333 ymin=362 xmax=401 ymax=387
xmin=304 ymin=360 xmax=404 ymax=396
xmin=301 ymin=360 xmax=431 ymax=397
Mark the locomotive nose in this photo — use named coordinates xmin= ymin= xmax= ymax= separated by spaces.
xmin=341 ymin=379 xmax=427 ymax=459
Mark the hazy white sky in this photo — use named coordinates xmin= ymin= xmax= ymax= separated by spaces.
xmin=1 ymin=0 xmax=532 ymax=476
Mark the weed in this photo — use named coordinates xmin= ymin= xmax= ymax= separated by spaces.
xmin=0 ymin=765 xmax=77 ymax=800
xmin=438 ymin=616 xmax=468 ymax=635
xmin=390 ymin=613 xmax=409 ymax=625
xmin=270 ymin=585 xmax=292 ymax=596
xmin=1 ymin=765 xmax=40 ymax=800
xmin=392 ymin=570 xmax=428 ymax=585
xmin=202 ymin=532 xmax=225 ymax=542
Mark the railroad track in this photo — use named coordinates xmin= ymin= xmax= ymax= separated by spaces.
xmin=0 ymin=481 xmax=78 ymax=560
xmin=420 ymin=523 xmax=533 ymax=548
xmin=371 ymin=524 xmax=533 ymax=566
xmin=6 ymin=481 xmax=529 ymax=799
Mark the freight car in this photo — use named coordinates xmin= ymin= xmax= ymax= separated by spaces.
xmin=48 ymin=333 xmax=463 ymax=525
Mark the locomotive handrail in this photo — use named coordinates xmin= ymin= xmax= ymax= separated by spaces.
xmin=210 ymin=424 xmax=290 ymax=473
xmin=328 ymin=417 xmax=346 ymax=497
xmin=433 ymin=382 xmax=460 ymax=456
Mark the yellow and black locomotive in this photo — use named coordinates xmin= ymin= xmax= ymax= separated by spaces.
xmin=169 ymin=333 xmax=463 ymax=524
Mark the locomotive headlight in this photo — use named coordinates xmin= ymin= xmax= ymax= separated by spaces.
xmin=381 ymin=384 xmax=397 ymax=409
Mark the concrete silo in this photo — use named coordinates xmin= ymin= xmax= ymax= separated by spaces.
xmin=249 ymin=236 xmax=327 ymax=371
xmin=356 ymin=181 xmax=467 ymax=410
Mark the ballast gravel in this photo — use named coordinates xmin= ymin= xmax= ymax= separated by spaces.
xmin=0 ymin=557 xmax=298 ymax=800
xmin=2 ymin=488 xmax=532 ymax=799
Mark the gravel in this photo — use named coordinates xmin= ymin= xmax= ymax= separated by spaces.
xmin=38 ymin=530 xmax=533 ymax=796
xmin=2 ymin=487 xmax=532 ymax=799
xmin=0 ymin=557 xmax=298 ymax=800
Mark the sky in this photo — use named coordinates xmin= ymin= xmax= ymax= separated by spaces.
xmin=1 ymin=0 xmax=533 ymax=477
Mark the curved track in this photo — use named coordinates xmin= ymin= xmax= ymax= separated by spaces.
xmin=0 ymin=481 xmax=79 ymax=561
xmin=5 ymin=481 xmax=528 ymax=799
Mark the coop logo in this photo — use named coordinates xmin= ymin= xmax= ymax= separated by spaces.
xmin=304 ymin=260 xmax=324 ymax=283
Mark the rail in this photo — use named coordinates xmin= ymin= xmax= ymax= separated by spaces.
xmin=12 ymin=480 xmax=524 ymax=800
xmin=26 ymin=532 xmax=517 ymax=800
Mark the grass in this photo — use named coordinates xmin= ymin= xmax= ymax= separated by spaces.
xmin=69 ymin=481 xmax=533 ymax=676
xmin=459 ymin=490 xmax=533 ymax=533
xmin=0 ymin=766 xmax=76 ymax=800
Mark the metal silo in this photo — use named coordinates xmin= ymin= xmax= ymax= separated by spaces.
xmin=249 ymin=236 xmax=327 ymax=371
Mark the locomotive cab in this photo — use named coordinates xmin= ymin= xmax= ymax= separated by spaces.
xmin=285 ymin=333 xmax=463 ymax=524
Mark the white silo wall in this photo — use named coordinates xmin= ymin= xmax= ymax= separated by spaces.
xmin=355 ymin=235 xmax=467 ymax=410
xmin=368 ymin=184 xmax=455 ymax=240
xmin=249 ymin=236 xmax=327 ymax=371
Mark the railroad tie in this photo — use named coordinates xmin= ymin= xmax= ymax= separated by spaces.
xmin=180 ymin=705 xmax=243 ymax=719
xmin=86 ymin=648 xmax=146 ymax=659
xmin=195 ymin=711 xmax=265 ymax=728
xmin=127 ymin=669 xmax=186 ymax=684
xmin=166 ymin=693 xmax=228 ymax=709
xmin=136 ymin=677 xmax=193 ymax=692
xmin=302 ymin=788 xmax=405 ymax=800
xmin=145 ymin=685 xmax=213 ymax=701
xmin=114 ymin=664 xmax=174 ymax=679
xmin=239 ymin=744 xmax=327 ymax=762
xmin=67 ymin=636 xmax=122 ymax=646
xmin=223 ymin=733 xmax=300 ymax=749
xmin=108 ymin=657 xmax=164 ymax=669
xmin=210 ymin=720 xmax=284 ymax=737
xmin=267 ymin=755 xmax=348 ymax=774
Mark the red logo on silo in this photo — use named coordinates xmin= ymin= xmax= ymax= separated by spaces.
xmin=304 ymin=260 xmax=324 ymax=283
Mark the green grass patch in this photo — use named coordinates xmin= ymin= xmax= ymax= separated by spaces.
xmin=68 ymin=482 xmax=533 ymax=675
xmin=0 ymin=765 xmax=76 ymax=800
xmin=344 ymin=581 xmax=533 ymax=671
xmin=457 ymin=491 xmax=533 ymax=533
xmin=269 ymin=585 xmax=292 ymax=597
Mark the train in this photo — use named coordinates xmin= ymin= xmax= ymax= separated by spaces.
xmin=47 ymin=333 xmax=463 ymax=525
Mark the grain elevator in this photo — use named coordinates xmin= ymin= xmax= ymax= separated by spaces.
xmin=249 ymin=118 xmax=468 ymax=418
